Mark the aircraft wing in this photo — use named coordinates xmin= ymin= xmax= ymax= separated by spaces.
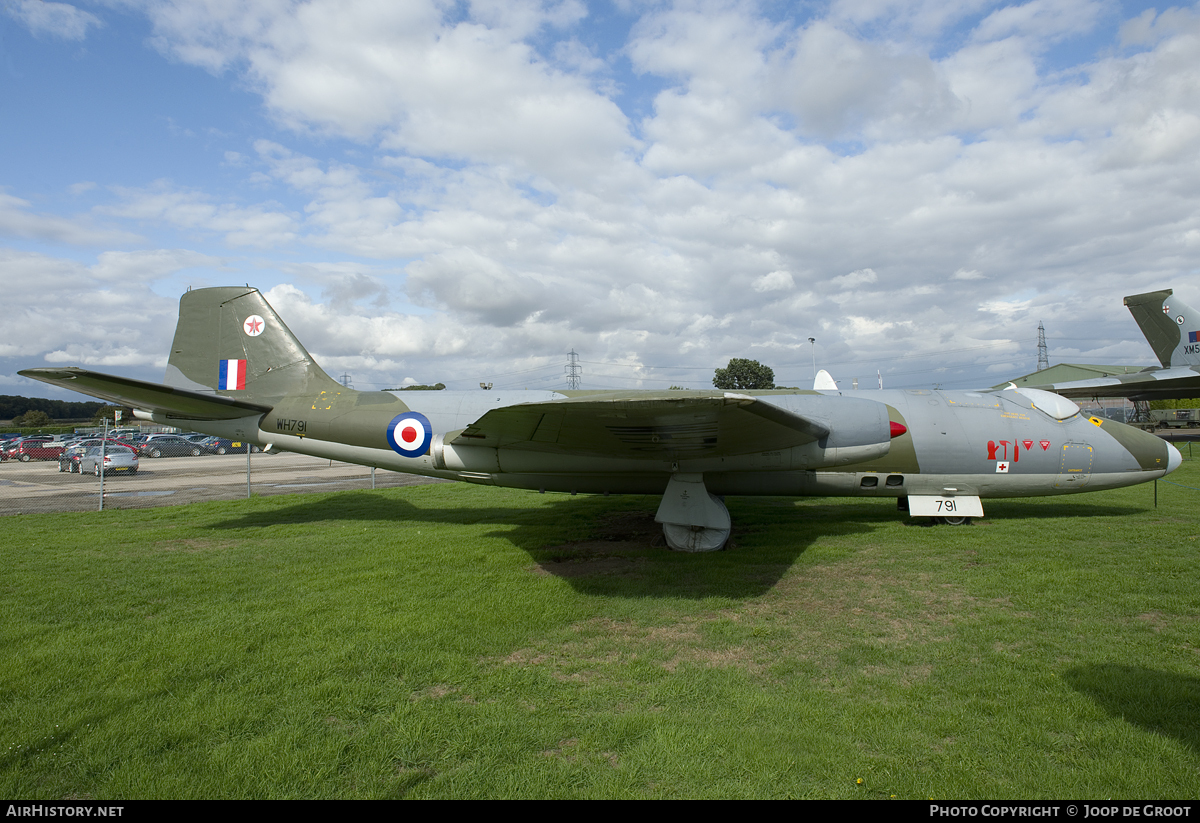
xmin=1027 ymin=366 xmax=1200 ymax=401
xmin=448 ymin=391 xmax=840 ymax=459
xmin=18 ymin=367 xmax=272 ymax=420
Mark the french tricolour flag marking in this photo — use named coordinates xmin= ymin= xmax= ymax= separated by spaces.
xmin=219 ymin=359 xmax=247 ymax=390
xmin=387 ymin=412 xmax=433 ymax=458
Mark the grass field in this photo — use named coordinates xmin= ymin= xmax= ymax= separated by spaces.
xmin=2 ymin=462 xmax=1198 ymax=799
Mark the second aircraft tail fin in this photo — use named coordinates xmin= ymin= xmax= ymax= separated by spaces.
xmin=1124 ymin=289 xmax=1200 ymax=368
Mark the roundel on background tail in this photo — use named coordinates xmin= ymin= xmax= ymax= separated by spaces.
xmin=387 ymin=412 xmax=432 ymax=458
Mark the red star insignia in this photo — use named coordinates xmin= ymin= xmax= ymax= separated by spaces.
xmin=246 ymin=318 xmax=262 ymax=334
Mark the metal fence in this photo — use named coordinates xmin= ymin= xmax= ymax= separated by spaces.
xmin=0 ymin=445 xmax=446 ymax=515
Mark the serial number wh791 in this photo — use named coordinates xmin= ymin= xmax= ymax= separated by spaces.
xmin=275 ymin=418 xmax=307 ymax=433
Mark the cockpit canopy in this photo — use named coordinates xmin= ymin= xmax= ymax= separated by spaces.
xmin=1003 ymin=385 xmax=1080 ymax=420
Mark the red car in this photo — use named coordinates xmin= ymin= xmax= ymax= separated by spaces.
xmin=1 ymin=438 xmax=39 ymax=460
xmin=6 ymin=438 xmax=67 ymax=462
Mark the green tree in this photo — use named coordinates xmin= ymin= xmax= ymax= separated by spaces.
xmin=713 ymin=358 xmax=774 ymax=390
xmin=0 ymin=395 xmax=101 ymax=420
xmin=13 ymin=410 xmax=53 ymax=427
xmin=92 ymin=404 xmax=133 ymax=425
xmin=1149 ymin=398 xmax=1200 ymax=410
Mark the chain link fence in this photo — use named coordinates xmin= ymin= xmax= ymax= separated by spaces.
xmin=0 ymin=441 xmax=446 ymax=515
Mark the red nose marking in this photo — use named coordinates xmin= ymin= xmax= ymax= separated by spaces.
xmin=402 ymin=425 xmax=418 ymax=443
xmin=890 ymin=421 xmax=908 ymax=438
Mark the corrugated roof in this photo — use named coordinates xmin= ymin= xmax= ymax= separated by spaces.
xmin=990 ymin=364 xmax=1151 ymax=390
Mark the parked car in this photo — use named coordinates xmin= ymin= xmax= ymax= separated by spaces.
xmin=185 ymin=435 xmax=259 ymax=455
xmin=58 ymin=442 xmax=89 ymax=472
xmin=58 ymin=439 xmax=140 ymax=472
xmin=139 ymin=434 xmax=206 ymax=458
xmin=7 ymin=438 xmax=67 ymax=462
xmin=78 ymin=445 xmax=139 ymax=475
xmin=2 ymin=436 xmax=49 ymax=457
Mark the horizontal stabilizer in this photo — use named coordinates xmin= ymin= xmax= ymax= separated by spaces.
xmin=18 ymin=367 xmax=272 ymax=420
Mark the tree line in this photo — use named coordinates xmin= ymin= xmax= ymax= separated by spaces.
xmin=1148 ymin=398 xmax=1200 ymax=410
xmin=0 ymin=395 xmax=105 ymax=422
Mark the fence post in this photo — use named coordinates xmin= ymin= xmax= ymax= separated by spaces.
xmin=98 ymin=419 xmax=108 ymax=511
xmin=246 ymin=440 xmax=251 ymax=499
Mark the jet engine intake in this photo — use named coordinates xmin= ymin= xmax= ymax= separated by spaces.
xmin=432 ymin=435 xmax=500 ymax=472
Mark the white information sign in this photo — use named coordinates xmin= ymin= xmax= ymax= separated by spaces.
xmin=908 ymin=495 xmax=985 ymax=519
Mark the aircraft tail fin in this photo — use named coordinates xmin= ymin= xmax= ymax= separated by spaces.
xmin=1125 ymin=289 xmax=1200 ymax=367
xmin=165 ymin=286 xmax=342 ymax=405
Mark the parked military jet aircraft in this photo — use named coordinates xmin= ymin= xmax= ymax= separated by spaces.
xmin=20 ymin=287 xmax=1180 ymax=550
xmin=1028 ymin=289 xmax=1200 ymax=400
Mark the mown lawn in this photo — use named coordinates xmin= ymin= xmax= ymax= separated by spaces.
xmin=2 ymin=462 xmax=1197 ymax=798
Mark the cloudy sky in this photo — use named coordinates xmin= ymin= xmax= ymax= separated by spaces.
xmin=3 ymin=0 xmax=1198 ymax=398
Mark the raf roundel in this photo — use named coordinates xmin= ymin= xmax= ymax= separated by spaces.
xmin=387 ymin=412 xmax=433 ymax=458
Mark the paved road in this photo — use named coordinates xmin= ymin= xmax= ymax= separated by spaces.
xmin=0 ymin=452 xmax=448 ymax=515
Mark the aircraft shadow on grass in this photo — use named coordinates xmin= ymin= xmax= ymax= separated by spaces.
xmin=1063 ymin=664 xmax=1200 ymax=755
xmin=206 ymin=492 xmax=895 ymax=598
xmin=206 ymin=491 xmax=1152 ymax=599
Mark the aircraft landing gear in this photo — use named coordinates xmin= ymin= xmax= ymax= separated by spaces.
xmin=655 ymin=473 xmax=731 ymax=552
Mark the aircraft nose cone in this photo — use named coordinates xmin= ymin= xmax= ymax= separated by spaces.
xmin=1103 ymin=420 xmax=1182 ymax=474
xmin=1166 ymin=442 xmax=1183 ymax=475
